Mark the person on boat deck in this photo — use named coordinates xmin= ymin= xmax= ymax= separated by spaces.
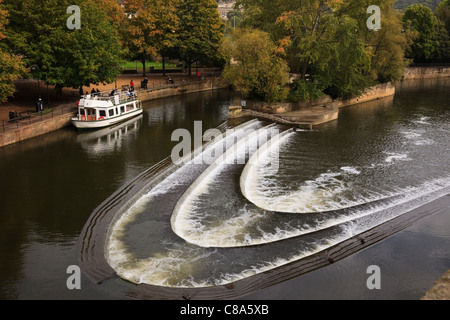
xmin=109 ymin=89 xmax=116 ymax=96
xmin=91 ymin=88 xmax=96 ymax=95
xmin=126 ymin=89 xmax=136 ymax=99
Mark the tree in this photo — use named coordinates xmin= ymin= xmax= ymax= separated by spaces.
xmin=3 ymin=0 xmax=124 ymax=95
xmin=402 ymin=4 xmax=440 ymax=62
xmin=175 ymin=0 xmax=225 ymax=76
xmin=435 ymin=0 xmax=450 ymax=34
xmin=0 ymin=0 xmax=27 ymax=102
xmin=360 ymin=0 xmax=413 ymax=83
xmin=433 ymin=20 xmax=450 ymax=62
xmin=122 ymin=0 xmax=179 ymax=76
xmin=221 ymin=28 xmax=290 ymax=102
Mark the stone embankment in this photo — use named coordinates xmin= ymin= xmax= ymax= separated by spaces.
xmin=229 ymin=66 xmax=450 ymax=127
xmin=422 ymin=270 xmax=450 ymax=300
xmin=229 ymin=82 xmax=396 ymax=128
xmin=402 ymin=66 xmax=450 ymax=80
xmin=0 ymin=78 xmax=227 ymax=148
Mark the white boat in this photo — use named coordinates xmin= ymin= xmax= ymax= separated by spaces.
xmin=71 ymin=90 xmax=143 ymax=130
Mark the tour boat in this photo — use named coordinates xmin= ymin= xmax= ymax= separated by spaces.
xmin=71 ymin=90 xmax=143 ymax=130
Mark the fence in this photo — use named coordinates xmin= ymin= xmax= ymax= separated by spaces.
xmin=1 ymin=73 xmax=223 ymax=135
xmin=1 ymin=104 xmax=77 ymax=133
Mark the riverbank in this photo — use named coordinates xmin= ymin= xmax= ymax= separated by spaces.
xmin=0 ymin=74 xmax=226 ymax=148
xmin=230 ymin=82 xmax=396 ymax=128
xmin=229 ymin=66 xmax=450 ymax=127
xmin=403 ymin=66 xmax=450 ymax=80
xmin=1 ymin=66 xmax=449 ymax=146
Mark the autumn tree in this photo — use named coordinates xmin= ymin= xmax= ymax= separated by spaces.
xmin=122 ymin=0 xmax=179 ymax=76
xmin=0 ymin=0 xmax=27 ymax=102
xmin=348 ymin=0 xmax=413 ymax=83
xmin=221 ymin=28 xmax=290 ymax=102
xmin=235 ymin=0 xmax=412 ymax=100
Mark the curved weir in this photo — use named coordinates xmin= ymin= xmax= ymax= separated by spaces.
xmin=171 ymin=123 xmax=288 ymax=247
xmin=78 ymin=100 xmax=450 ymax=298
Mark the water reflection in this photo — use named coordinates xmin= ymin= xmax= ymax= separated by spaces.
xmin=77 ymin=115 xmax=143 ymax=157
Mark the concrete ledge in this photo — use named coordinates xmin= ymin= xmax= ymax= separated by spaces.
xmin=138 ymin=79 xmax=227 ymax=102
xmin=335 ymin=82 xmax=396 ymax=108
xmin=403 ymin=66 xmax=450 ymax=80
xmin=0 ymin=112 xmax=74 ymax=148
xmin=422 ymin=269 xmax=450 ymax=300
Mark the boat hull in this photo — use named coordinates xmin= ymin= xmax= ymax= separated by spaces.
xmin=71 ymin=109 xmax=143 ymax=130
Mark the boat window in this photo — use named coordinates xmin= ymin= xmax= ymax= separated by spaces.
xmin=99 ymin=110 xmax=106 ymax=117
xmin=87 ymin=109 xmax=91 ymax=116
xmin=120 ymin=106 xmax=125 ymax=113
xmin=109 ymin=109 xmax=114 ymax=117
xmin=92 ymin=109 xmax=96 ymax=117
xmin=80 ymin=108 xmax=85 ymax=115
xmin=127 ymin=104 xmax=134 ymax=110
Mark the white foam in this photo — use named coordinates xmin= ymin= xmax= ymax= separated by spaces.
xmin=171 ymin=125 xmax=279 ymax=245
xmin=384 ymin=152 xmax=411 ymax=163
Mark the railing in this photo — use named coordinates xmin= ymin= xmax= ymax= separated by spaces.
xmin=1 ymin=72 xmax=222 ymax=134
xmin=1 ymin=104 xmax=77 ymax=133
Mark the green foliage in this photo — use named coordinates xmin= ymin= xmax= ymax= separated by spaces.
xmin=364 ymin=1 xmax=413 ymax=83
xmin=174 ymin=0 xmax=225 ymax=75
xmin=288 ymin=79 xmax=324 ymax=102
xmin=433 ymin=20 xmax=450 ymax=61
xmin=402 ymin=4 xmax=440 ymax=61
xmin=435 ymin=0 xmax=450 ymax=33
xmin=221 ymin=28 xmax=290 ymax=102
xmin=2 ymin=0 xmax=124 ymax=92
xmin=394 ymin=0 xmax=442 ymax=11
xmin=0 ymin=0 xmax=27 ymax=102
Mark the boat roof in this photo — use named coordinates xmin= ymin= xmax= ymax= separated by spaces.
xmin=80 ymin=90 xmax=139 ymax=108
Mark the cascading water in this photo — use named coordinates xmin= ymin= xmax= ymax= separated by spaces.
xmin=104 ymin=91 xmax=450 ymax=290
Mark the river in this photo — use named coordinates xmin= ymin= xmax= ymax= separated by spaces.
xmin=0 ymin=78 xmax=449 ymax=300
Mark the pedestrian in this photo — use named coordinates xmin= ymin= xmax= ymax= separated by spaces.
xmin=142 ymin=77 xmax=148 ymax=90
xmin=130 ymin=80 xmax=135 ymax=91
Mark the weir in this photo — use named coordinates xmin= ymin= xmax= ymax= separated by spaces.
xmin=78 ymin=94 xmax=450 ymax=298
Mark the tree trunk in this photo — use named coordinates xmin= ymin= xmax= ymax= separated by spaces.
xmin=301 ymin=62 xmax=308 ymax=80
xmin=142 ymin=58 xmax=146 ymax=77
xmin=188 ymin=62 xmax=192 ymax=76
xmin=162 ymin=56 xmax=166 ymax=77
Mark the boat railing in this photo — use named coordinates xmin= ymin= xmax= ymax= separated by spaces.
xmin=81 ymin=90 xmax=138 ymax=106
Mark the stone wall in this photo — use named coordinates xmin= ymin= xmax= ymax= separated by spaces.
xmin=334 ymin=82 xmax=396 ymax=108
xmin=0 ymin=112 xmax=74 ymax=148
xmin=0 ymin=79 xmax=228 ymax=148
xmin=402 ymin=66 xmax=450 ymax=80
xmin=138 ymin=79 xmax=227 ymax=101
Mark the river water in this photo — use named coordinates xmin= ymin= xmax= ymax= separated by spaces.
xmin=0 ymin=78 xmax=449 ymax=300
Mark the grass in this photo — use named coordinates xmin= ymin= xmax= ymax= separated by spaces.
xmin=122 ymin=61 xmax=180 ymax=71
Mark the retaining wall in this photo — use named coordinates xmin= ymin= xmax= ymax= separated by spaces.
xmin=0 ymin=112 xmax=75 ymax=147
xmin=402 ymin=66 xmax=450 ymax=80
